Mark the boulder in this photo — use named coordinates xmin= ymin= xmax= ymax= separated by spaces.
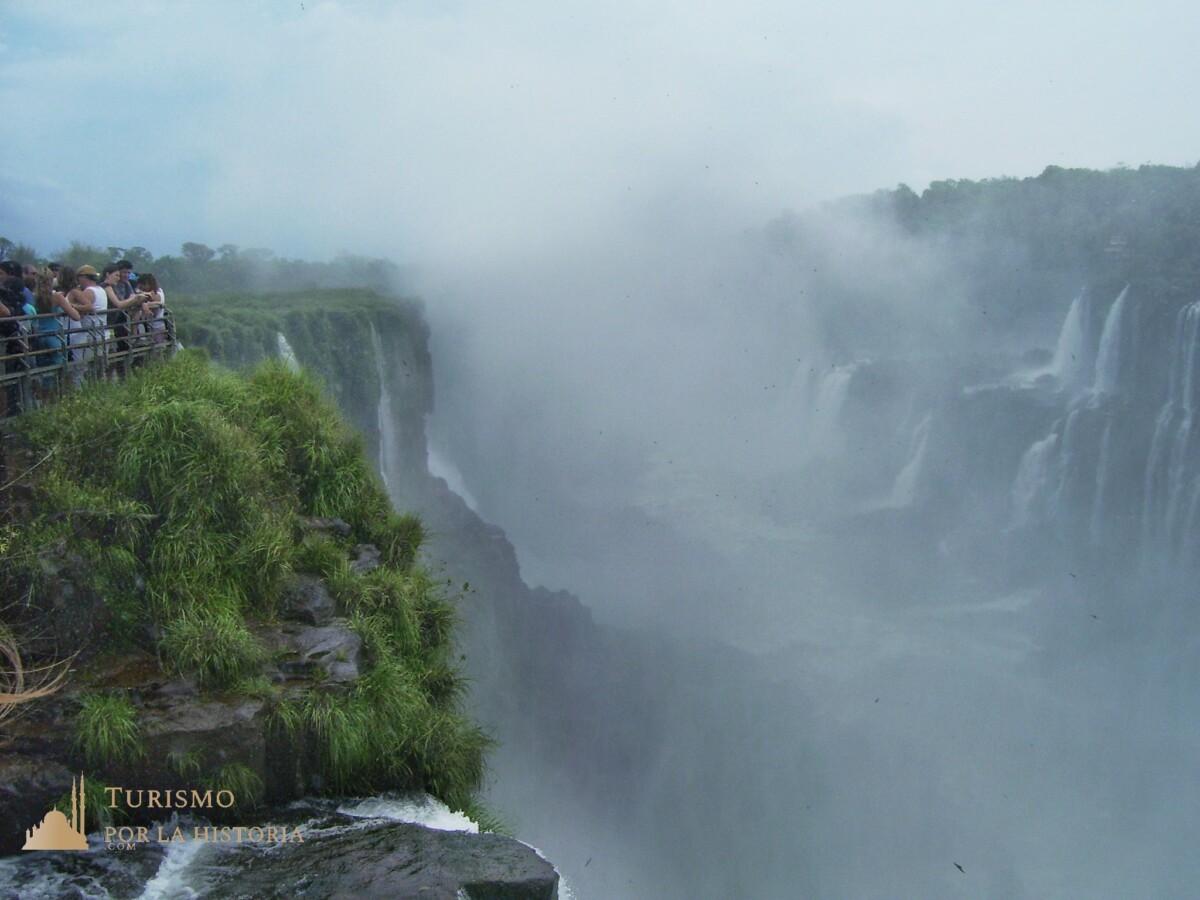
xmin=278 ymin=575 xmax=337 ymax=626
xmin=349 ymin=544 xmax=382 ymax=576
xmin=257 ymin=622 xmax=364 ymax=684
xmin=205 ymin=817 xmax=559 ymax=899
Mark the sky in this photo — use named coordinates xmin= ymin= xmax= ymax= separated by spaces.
xmin=1 ymin=0 xmax=1198 ymax=264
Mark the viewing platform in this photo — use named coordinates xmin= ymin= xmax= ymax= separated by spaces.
xmin=1 ymin=310 xmax=178 ymax=418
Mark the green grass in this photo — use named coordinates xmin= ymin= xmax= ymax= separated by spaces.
xmin=6 ymin=351 xmax=489 ymax=815
xmin=54 ymin=777 xmax=125 ymax=830
xmin=205 ymin=762 xmax=265 ymax=811
xmin=75 ymin=693 xmax=142 ymax=769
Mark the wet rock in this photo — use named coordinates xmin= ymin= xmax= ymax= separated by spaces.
xmin=0 ymin=756 xmax=75 ymax=855
xmin=258 ymin=622 xmax=363 ymax=684
xmin=279 ymin=575 xmax=337 ymax=626
xmin=349 ymin=544 xmax=382 ymax=576
xmin=11 ymin=545 xmax=114 ymax=664
xmin=206 ymin=817 xmax=559 ymax=900
xmin=300 ymin=516 xmax=353 ymax=538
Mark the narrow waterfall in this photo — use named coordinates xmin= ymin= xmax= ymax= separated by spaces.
xmin=369 ymin=322 xmax=401 ymax=497
xmin=1048 ymin=290 xmax=1092 ymax=390
xmin=1143 ymin=301 xmax=1200 ymax=567
xmin=276 ymin=332 xmax=300 ymax=372
xmin=810 ymin=364 xmax=855 ymax=455
xmin=1092 ymin=285 xmax=1132 ymax=396
xmin=887 ymin=412 xmax=931 ymax=508
xmin=1010 ymin=432 xmax=1060 ymax=528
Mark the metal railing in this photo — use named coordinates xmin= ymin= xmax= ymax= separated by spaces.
xmin=1 ymin=308 xmax=178 ymax=418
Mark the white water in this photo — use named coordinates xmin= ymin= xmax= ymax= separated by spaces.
xmin=1011 ymin=433 xmax=1059 ymax=528
xmin=428 ymin=445 xmax=480 ymax=511
xmin=276 ymin=331 xmax=300 ymax=372
xmin=338 ymin=794 xmax=478 ymax=832
xmin=0 ymin=794 xmax=569 ymax=899
xmin=788 ymin=361 xmax=857 ymax=458
xmin=887 ymin=412 xmax=931 ymax=507
xmin=370 ymin=322 xmax=400 ymax=496
xmin=1047 ymin=290 xmax=1092 ymax=390
xmin=810 ymin=364 xmax=855 ymax=455
xmin=1092 ymin=285 xmax=1131 ymax=396
xmin=1143 ymin=301 xmax=1200 ymax=567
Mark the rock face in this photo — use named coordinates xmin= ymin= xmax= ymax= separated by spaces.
xmin=0 ymin=803 xmax=558 ymax=900
xmin=206 ymin=815 xmax=559 ymax=900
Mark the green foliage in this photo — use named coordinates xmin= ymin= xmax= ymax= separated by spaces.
xmin=460 ymin=798 xmax=513 ymax=836
xmin=53 ymin=777 xmax=125 ymax=830
xmin=295 ymin=532 xmax=350 ymax=580
xmin=158 ymin=611 xmax=266 ymax=688
xmin=166 ymin=747 xmax=205 ymax=781
xmin=205 ymin=762 xmax=265 ymax=811
xmin=7 ymin=351 xmax=489 ymax=816
xmin=75 ymin=693 xmax=142 ymax=769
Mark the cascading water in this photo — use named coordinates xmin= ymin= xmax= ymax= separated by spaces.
xmin=887 ymin=412 xmax=931 ymax=508
xmin=1143 ymin=301 xmax=1200 ymax=569
xmin=369 ymin=322 xmax=401 ymax=497
xmin=1010 ymin=432 xmax=1059 ymax=528
xmin=809 ymin=363 xmax=855 ymax=456
xmin=1092 ymin=285 xmax=1132 ymax=396
xmin=276 ymin=332 xmax=300 ymax=372
xmin=1047 ymin=290 xmax=1093 ymax=390
xmin=1010 ymin=285 xmax=1138 ymax=544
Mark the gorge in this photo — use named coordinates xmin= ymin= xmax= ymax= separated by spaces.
xmin=5 ymin=164 xmax=1200 ymax=898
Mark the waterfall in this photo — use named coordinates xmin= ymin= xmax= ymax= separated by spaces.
xmin=370 ymin=322 xmax=401 ymax=497
xmin=276 ymin=332 xmax=300 ymax=372
xmin=1011 ymin=432 xmax=1060 ymax=528
xmin=428 ymin=445 xmax=480 ymax=511
xmin=1092 ymin=285 xmax=1132 ymax=396
xmin=810 ymin=364 xmax=855 ymax=455
xmin=1143 ymin=301 xmax=1200 ymax=568
xmin=887 ymin=413 xmax=931 ymax=508
xmin=1048 ymin=290 xmax=1092 ymax=390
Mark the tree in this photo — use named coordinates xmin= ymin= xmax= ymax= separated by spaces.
xmin=180 ymin=242 xmax=215 ymax=266
xmin=124 ymin=247 xmax=155 ymax=271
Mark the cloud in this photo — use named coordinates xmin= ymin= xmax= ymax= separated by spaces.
xmin=2 ymin=0 xmax=1199 ymax=262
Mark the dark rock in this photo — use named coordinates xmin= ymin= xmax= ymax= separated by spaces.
xmin=133 ymin=696 xmax=270 ymax=792
xmin=349 ymin=544 xmax=382 ymax=576
xmin=300 ymin=516 xmax=353 ymax=538
xmin=205 ymin=818 xmax=559 ymax=900
xmin=257 ymin=622 xmax=363 ymax=684
xmin=0 ymin=756 xmax=75 ymax=855
xmin=11 ymin=545 xmax=114 ymax=664
xmin=279 ymin=575 xmax=337 ymax=626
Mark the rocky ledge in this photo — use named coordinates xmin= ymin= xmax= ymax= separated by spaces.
xmin=0 ymin=801 xmax=558 ymax=899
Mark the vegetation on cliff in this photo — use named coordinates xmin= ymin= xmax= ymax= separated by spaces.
xmin=0 ymin=352 xmax=489 ymax=813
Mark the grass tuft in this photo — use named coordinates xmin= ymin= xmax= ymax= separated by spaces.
xmin=74 ymin=693 xmax=142 ymax=769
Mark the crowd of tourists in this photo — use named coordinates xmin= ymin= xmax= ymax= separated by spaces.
xmin=1 ymin=258 xmax=170 ymax=415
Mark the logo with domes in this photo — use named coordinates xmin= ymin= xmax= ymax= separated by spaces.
xmin=23 ymin=774 xmax=89 ymax=851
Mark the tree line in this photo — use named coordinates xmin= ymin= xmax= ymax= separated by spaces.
xmin=0 ymin=239 xmax=404 ymax=295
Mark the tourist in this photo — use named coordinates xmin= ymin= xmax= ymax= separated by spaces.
xmin=135 ymin=273 xmax=168 ymax=346
xmin=73 ymin=265 xmax=109 ymax=374
xmin=32 ymin=272 xmax=80 ymax=399
xmin=114 ymin=260 xmax=135 ymax=302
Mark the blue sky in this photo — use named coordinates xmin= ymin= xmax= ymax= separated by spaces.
xmin=2 ymin=0 xmax=1198 ymax=263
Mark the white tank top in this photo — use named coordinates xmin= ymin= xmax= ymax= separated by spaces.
xmin=85 ymin=285 xmax=108 ymax=332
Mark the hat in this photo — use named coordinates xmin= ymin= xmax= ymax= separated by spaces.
xmin=77 ymin=265 xmax=100 ymax=278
